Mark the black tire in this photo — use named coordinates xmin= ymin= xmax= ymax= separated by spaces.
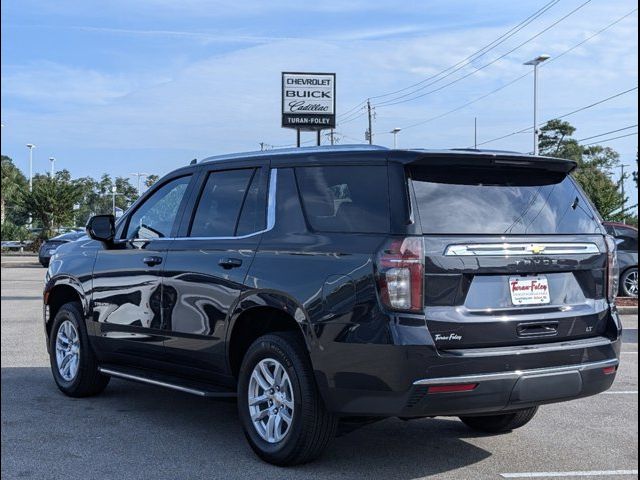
xmin=49 ymin=302 xmax=110 ymax=397
xmin=459 ymin=407 xmax=538 ymax=433
xmin=237 ymin=332 xmax=338 ymax=466
xmin=620 ymin=267 xmax=638 ymax=298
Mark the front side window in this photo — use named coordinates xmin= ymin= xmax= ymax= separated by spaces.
xmin=295 ymin=165 xmax=390 ymax=233
xmin=189 ymin=169 xmax=256 ymax=237
xmin=125 ymin=176 xmax=191 ymax=239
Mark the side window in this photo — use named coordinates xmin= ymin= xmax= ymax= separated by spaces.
xmin=295 ymin=165 xmax=390 ymax=233
xmin=615 ymin=226 xmax=638 ymax=251
xmin=125 ymin=175 xmax=191 ymax=240
xmin=189 ymin=169 xmax=255 ymax=238
xmin=236 ymin=170 xmax=267 ymax=236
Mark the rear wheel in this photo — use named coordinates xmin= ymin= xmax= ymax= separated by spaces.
xmin=620 ymin=267 xmax=638 ymax=297
xmin=237 ymin=332 xmax=337 ymax=466
xmin=459 ymin=407 xmax=538 ymax=433
xmin=49 ymin=302 xmax=110 ymax=397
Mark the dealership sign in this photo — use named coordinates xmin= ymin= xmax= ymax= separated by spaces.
xmin=282 ymin=72 xmax=336 ymax=130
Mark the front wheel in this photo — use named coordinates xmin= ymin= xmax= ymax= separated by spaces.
xmin=459 ymin=407 xmax=538 ymax=433
xmin=49 ymin=302 xmax=110 ymax=397
xmin=237 ymin=332 xmax=337 ymax=466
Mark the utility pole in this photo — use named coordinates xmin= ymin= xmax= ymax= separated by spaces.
xmin=26 ymin=144 xmax=35 ymax=230
xmin=474 ymin=117 xmax=478 ymax=149
xmin=366 ymin=99 xmax=373 ymax=145
xmin=620 ymin=164 xmax=626 ymax=223
xmin=329 ymin=129 xmax=335 ymax=145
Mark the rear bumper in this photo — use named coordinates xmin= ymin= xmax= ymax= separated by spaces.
xmin=315 ymin=331 xmax=621 ymax=417
xmin=403 ymin=357 xmax=618 ymax=417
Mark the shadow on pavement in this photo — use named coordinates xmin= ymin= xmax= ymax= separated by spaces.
xmin=2 ymin=367 xmax=491 ymax=480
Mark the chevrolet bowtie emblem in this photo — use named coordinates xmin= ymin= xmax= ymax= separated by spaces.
xmin=530 ymin=245 xmax=546 ymax=254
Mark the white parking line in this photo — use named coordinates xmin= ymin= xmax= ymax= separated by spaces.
xmin=602 ymin=390 xmax=638 ymax=395
xmin=500 ymin=470 xmax=638 ymax=478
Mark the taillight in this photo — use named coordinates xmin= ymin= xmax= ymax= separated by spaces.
xmin=375 ymin=237 xmax=424 ymax=312
xmin=605 ymin=235 xmax=619 ymax=303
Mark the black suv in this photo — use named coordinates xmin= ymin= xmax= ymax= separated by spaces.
xmin=44 ymin=146 xmax=622 ymax=466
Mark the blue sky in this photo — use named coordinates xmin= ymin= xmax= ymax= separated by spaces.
xmin=1 ymin=0 xmax=638 ymax=203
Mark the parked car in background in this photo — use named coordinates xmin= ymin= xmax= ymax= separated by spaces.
xmin=39 ymin=231 xmax=86 ymax=267
xmin=603 ymin=222 xmax=638 ymax=297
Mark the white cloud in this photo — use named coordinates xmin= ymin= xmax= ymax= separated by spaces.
xmin=1 ymin=62 xmax=168 ymax=107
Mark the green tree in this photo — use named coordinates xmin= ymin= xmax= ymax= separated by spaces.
xmin=1 ymin=155 xmax=29 ymax=226
xmin=20 ymin=171 xmax=83 ymax=238
xmin=72 ymin=174 xmax=138 ymax=226
xmin=145 ymin=174 xmax=160 ymax=188
xmin=538 ymin=120 xmax=635 ymax=223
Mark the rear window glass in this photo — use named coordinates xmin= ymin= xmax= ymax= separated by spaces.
xmin=410 ymin=166 xmax=602 ymax=235
xmin=295 ymin=166 xmax=390 ymax=233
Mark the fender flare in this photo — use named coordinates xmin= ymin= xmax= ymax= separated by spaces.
xmin=225 ymin=289 xmax=315 ymax=350
xmin=44 ymin=274 xmax=89 ymax=321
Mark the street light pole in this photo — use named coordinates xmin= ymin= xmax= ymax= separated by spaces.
xmin=111 ymin=185 xmax=117 ymax=216
xmin=49 ymin=157 xmax=55 ymax=176
xmin=524 ymin=55 xmax=550 ymax=156
xmin=390 ymin=128 xmax=401 ymax=149
xmin=26 ymin=144 xmax=35 ymax=191
xmin=129 ymin=172 xmax=149 ymax=197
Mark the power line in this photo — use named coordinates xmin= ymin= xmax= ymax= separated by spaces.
xmin=577 ymin=125 xmax=638 ymax=142
xmin=337 ymin=100 xmax=367 ymax=119
xmin=393 ymin=8 xmax=638 ymax=133
xmin=475 ymin=86 xmax=639 ymax=147
xmin=555 ymin=87 xmax=638 ymax=120
xmin=582 ymin=131 xmax=638 ymax=146
xmin=336 ymin=1 xmax=559 ymax=118
xmin=370 ymin=0 xmax=559 ymax=102
xmin=373 ymin=0 xmax=592 ymax=108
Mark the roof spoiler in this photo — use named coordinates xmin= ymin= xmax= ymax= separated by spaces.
xmin=392 ymin=151 xmax=577 ymax=174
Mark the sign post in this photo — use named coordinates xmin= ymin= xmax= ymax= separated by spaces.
xmin=282 ymin=72 xmax=336 ymax=147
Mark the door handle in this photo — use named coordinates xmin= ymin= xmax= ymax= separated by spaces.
xmin=218 ymin=257 xmax=243 ymax=269
xmin=143 ymin=256 xmax=163 ymax=267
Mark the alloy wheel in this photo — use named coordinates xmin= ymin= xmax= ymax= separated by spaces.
xmin=55 ymin=320 xmax=80 ymax=381
xmin=623 ymin=269 xmax=638 ymax=297
xmin=248 ymin=358 xmax=295 ymax=443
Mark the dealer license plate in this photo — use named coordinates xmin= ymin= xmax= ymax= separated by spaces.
xmin=509 ymin=276 xmax=551 ymax=305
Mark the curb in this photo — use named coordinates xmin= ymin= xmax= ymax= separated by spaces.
xmin=617 ymin=306 xmax=638 ymax=315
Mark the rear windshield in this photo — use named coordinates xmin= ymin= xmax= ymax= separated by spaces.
xmin=410 ymin=166 xmax=603 ymax=235
xmin=295 ymin=165 xmax=390 ymax=233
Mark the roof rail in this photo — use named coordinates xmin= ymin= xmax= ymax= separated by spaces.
xmin=200 ymin=144 xmax=388 ymax=164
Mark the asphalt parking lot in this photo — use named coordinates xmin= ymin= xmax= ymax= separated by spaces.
xmin=1 ymin=261 xmax=638 ymax=480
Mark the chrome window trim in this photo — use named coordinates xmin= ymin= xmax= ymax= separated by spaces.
xmin=444 ymin=242 xmax=600 ymax=256
xmin=129 ymin=168 xmax=277 ymax=242
xmin=413 ymin=358 xmax=618 ymax=385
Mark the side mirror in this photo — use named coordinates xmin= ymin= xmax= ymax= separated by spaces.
xmin=86 ymin=215 xmax=115 ymax=243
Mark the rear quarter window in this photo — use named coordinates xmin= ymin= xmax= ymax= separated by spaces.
xmin=295 ymin=165 xmax=390 ymax=233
